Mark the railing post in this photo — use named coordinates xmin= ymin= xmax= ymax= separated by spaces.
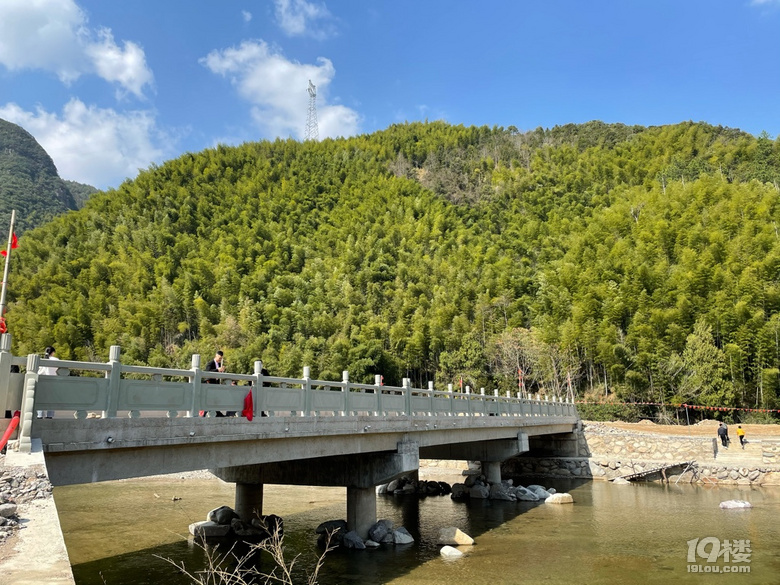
xmin=102 ymin=345 xmax=121 ymax=418
xmin=403 ymin=377 xmax=411 ymax=415
xmin=254 ymin=360 xmax=265 ymax=416
xmin=302 ymin=366 xmax=311 ymax=416
xmin=342 ymin=370 xmax=350 ymax=416
xmin=448 ymin=383 xmax=454 ymax=415
xmin=374 ymin=374 xmax=382 ymax=416
xmin=0 ymin=334 xmax=12 ymax=414
xmin=18 ymin=353 xmax=40 ymax=453
xmin=480 ymin=387 xmax=486 ymax=416
xmin=428 ymin=381 xmax=434 ymax=415
xmin=465 ymin=385 xmax=471 ymax=416
xmin=188 ymin=354 xmax=201 ymax=418
xmin=248 ymin=360 xmax=261 ymax=418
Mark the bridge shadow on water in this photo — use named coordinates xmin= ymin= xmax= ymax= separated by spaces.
xmin=68 ymin=477 xmax=592 ymax=585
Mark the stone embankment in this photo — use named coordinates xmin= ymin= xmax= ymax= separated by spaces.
xmin=0 ymin=456 xmax=53 ymax=544
xmin=505 ymin=421 xmax=780 ymax=485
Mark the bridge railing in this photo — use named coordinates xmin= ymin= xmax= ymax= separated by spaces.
xmin=2 ymin=341 xmax=577 ymax=452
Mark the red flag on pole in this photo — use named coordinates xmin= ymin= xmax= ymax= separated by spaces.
xmin=242 ymin=389 xmax=254 ymax=421
xmin=0 ymin=233 xmax=17 ymax=257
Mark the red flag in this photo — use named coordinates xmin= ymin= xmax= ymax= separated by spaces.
xmin=242 ymin=389 xmax=254 ymax=421
xmin=0 ymin=233 xmax=17 ymax=257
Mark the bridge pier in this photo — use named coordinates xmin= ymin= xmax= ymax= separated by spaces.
xmin=482 ymin=460 xmax=502 ymax=484
xmin=235 ymin=482 xmax=264 ymax=522
xmin=346 ymin=486 xmax=377 ymax=539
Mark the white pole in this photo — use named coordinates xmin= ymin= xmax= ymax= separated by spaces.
xmin=0 ymin=209 xmax=16 ymax=321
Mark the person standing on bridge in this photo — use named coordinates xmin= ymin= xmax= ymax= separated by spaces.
xmin=204 ymin=350 xmax=226 ymax=417
xmin=36 ymin=346 xmax=58 ymax=419
xmin=205 ymin=350 xmax=226 ymax=383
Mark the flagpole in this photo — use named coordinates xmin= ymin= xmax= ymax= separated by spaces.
xmin=0 ymin=209 xmax=16 ymax=323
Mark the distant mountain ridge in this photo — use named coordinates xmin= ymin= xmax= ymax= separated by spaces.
xmin=0 ymin=118 xmax=97 ymax=233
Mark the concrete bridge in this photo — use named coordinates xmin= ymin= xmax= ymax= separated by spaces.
xmin=1 ymin=336 xmax=579 ymax=538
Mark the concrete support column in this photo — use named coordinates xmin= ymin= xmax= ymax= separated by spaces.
xmin=483 ymin=460 xmax=502 ymax=485
xmin=346 ymin=486 xmax=376 ymax=539
xmin=235 ymin=482 xmax=264 ymax=522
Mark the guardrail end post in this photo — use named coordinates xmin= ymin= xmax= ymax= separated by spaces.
xmin=102 ymin=346 xmax=121 ymax=418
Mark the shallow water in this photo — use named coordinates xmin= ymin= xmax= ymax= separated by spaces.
xmin=55 ymin=476 xmax=780 ymax=585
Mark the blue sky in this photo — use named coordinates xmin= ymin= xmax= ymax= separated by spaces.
xmin=1 ymin=0 xmax=779 ymax=190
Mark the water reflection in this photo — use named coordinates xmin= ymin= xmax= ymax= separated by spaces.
xmin=55 ymin=477 xmax=780 ymax=585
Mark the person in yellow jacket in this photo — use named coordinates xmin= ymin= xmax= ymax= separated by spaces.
xmin=736 ymin=425 xmax=746 ymax=450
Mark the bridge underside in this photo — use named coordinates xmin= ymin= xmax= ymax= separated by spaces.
xmin=38 ymin=416 xmax=576 ymax=539
xmin=38 ymin=415 xmax=575 ymax=486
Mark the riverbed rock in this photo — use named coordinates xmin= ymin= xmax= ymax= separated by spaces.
xmin=526 ymin=485 xmax=552 ymax=499
xmin=364 ymin=539 xmax=380 ymax=548
xmin=469 ymin=484 xmax=490 ymax=499
xmin=393 ymin=527 xmax=415 ymax=544
xmin=719 ymin=500 xmax=752 ymax=509
xmin=512 ymin=486 xmax=540 ymax=501
xmin=368 ymin=519 xmax=393 ymax=542
xmin=545 ymin=493 xmax=574 ymax=504
xmin=207 ymin=505 xmax=240 ymax=525
xmin=437 ymin=527 xmax=474 ymax=546
xmin=440 ymin=545 xmax=464 ymax=558
xmin=342 ymin=530 xmax=366 ymax=550
xmin=316 ymin=519 xmax=347 ymax=535
xmin=0 ymin=503 xmax=17 ymax=518
xmin=450 ymin=483 xmax=468 ymax=499
xmin=394 ymin=483 xmax=416 ymax=495
xmin=612 ymin=477 xmax=631 ymax=485
xmin=489 ymin=484 xmax=516 ymax=501
xmin=231 ymin=518 xmax=266 ymax=537
xmin=247 ymin=514 xmax=284 ymax=540
xmin=189 ymin=520 xmax=231 ymax=538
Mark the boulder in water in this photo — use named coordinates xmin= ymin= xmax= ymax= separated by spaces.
xmin=316 ymin=519 xmax=347 ymax=535
xmin=545 ymin=493 xmax=574 ymax=504
xmin=440 ymin=545 xmax=464 ymax=558
xmin=719 ymin=500 xmax=752 ymax=509
xmin=189 ymin=520 xmax=231 ymax=538
xmin=393 ymin=527 xmax=415 ymax=544
xmin=437 ymin=527 xmax=474 ymax=545
xmin=207 ymin=505 xmax=239 ymax=525
xmin=469 ymin=484 xmax=490 ymax=499
xmin=342 ymin=530 xmax=366 ymax=549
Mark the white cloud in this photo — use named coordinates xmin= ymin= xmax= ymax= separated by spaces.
xmin=201 ymin=40 xmax=360 ymax=140
xmin=0 ymin=99 xmax=171 ymax=189
xmin=0 ymin=0 xmax=153 ymax=98
xmin=85 ymin=29 xmax=154 ymax=100
xmin=242 ymin=10 xmax=253 ymax=23
xmin=274 ymin=0 xmax=335 ymax=39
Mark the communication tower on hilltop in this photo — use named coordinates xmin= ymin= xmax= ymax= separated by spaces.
xmin=304 ymin=80 xmax=319 ymax=141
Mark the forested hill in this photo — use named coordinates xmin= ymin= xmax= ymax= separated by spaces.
xmin=0 ymin=118 xmax=96 ymax=233
xmin=7 ymin=121 xmax=780 ymax=412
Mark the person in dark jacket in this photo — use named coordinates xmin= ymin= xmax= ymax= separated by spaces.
xmin=717 ymin=422 xmax=729 ymax=448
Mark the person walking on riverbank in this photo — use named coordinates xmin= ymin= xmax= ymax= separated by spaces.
xmin=717 ymin=422 xmax=729 ymax=448
xmin=737 ymin=425 xmax=746 ymax=449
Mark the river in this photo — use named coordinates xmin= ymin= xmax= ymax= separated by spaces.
xmin=54 ymin=474 xmax=780 ymax=585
